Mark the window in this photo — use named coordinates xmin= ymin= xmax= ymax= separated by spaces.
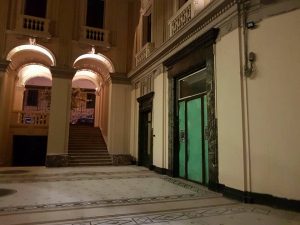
xmin=86 ymin=0 xmax=105 ymax=29
xmin=24 ymin=0 xmax=47 ymax=18
xmin=142 ymin=13 xmax=152 ymax=46
xmin=179 ymin=69 xmax=207 ymax=99
xmin=26 ymin=89 xmax=39 ymax=106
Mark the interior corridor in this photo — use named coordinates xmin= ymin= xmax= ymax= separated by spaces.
xmin=0 ymin=166 xmax=298 ymax=225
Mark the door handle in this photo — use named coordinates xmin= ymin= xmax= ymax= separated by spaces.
xmin=179 ymin=130 xmax=185 ymax=142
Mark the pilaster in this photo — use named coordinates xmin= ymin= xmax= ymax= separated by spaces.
xmin=46 ymin=66 xmax=76 ymax=167
xmin=0 ymin=60 xmax=15 ymax=166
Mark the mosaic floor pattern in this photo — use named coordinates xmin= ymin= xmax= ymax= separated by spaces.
xmin=0 ymin=166 xmax=298 ymax=225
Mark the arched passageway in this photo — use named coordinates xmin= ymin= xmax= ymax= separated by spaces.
xmin=1 ymin=41 xmax=56 ymax=166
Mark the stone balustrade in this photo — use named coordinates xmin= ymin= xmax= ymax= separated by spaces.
xmin=17 ymin=15 xmax=50 ymax=36
xmin=135 ymin=42 xmax=155 ymax=66
xmin=80 ymin=26 xmax=110 ymax=47
xmin=169 ymin=0 xmax=207 ymax=37
xmin=11 ymin=111 xmax=49 ymax=127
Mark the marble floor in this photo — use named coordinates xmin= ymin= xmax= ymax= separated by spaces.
xmin=0 ymin=166 xmax=298 ymax=225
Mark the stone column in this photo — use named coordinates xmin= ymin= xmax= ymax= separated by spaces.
xmin=0 ymin=60 xmax=14 ymax=165
xmin=13 ymin=85 xmax=25 ymax=111
xmin=46 ymin=67 xmax=75 ymax=167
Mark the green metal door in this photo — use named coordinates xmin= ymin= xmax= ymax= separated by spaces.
xmin=187 ymin=98 xmax=203 ymax=183
xmin=178 ymin=96 xmax=209 ymax=184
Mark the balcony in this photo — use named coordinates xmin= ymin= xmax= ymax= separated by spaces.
xmin=80 ymin=26 xmax=110 ymax=48
xmin=135 ymin=42 xmax=155 ymax=67
xmin=168 ymin=0 xmax=207 ymax=37
xmin=10 ymin=111 xmax=49 ymax=128
xmin=16 ymin=15 xmax=50 ymax=37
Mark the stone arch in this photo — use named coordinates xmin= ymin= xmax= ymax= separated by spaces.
xmin=6 ymin=43 xmax=56 ymax=87
xmin=73 ymin=52 xmax=115 ymax=82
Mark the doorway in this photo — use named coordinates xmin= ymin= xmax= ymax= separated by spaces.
xmin=13 ymin=135 xmax=47 ymax=166
xmin=137 ymin=92 xmax=154 ymax=168
xmin=177 ymin=69 xmax=209 ymax=184
xmin=139 ymin=110 xmax=153 ymax=167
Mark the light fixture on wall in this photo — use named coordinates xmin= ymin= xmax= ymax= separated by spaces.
xmin=245 ymin=52 xmax=256 ymax=77
xmin=246 ymin=21 xmax=256 ymax=29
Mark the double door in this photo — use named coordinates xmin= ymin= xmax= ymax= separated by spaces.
xmin=178 ymin=95 xmax=209 ymax=184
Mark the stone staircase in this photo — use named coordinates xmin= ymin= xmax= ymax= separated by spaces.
xmin=68 ymin=126 xmax=112 ymax=166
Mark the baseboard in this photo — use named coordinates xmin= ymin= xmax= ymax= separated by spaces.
xmin=150 ymin=165 xmax=173 ymax=175
xmin=212 ymin=183 xmax=300 ymax=212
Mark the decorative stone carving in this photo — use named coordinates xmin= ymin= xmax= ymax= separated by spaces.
xmin=140 ymin=0 xmax=153 ymax=15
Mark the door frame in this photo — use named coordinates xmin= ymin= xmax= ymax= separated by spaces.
xmin=164 ymin=28 xmax=219 ymax=186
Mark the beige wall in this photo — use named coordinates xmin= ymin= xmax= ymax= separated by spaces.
xmin=12 ymin=86 xmax=25 ymax=111
xmin=129 ymin=84 xmax=140 ymax=159
xmin=152 ymin=72 xmax=164 ymax=167
xmin=97 ymin=83 xmax=110 ymax=142
xmin=47 ymin=77 xmax=72 ymax=155
xmin=107 ymin=83 xmax=131 ymax=155
xmin=152 ymin=68 xmax=169 ymax=169
xmin=247 ymin=9 xmax=300 ymax=200
xmin=216 ymin=28 xmax=246 ymax=191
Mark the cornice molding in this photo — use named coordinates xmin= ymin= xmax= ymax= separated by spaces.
xmin=129 ymin=0 xmax=238 ymax=82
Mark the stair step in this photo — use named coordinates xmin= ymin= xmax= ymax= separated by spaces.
xmin=69 ymin=151 xmax=109 ymax=156
xmin=69 ymin=156 xmax=111 ymax=159
xmin=68 ymin=163 xmax=112 ymax=167
xmin=69 ymin=159 xmax=112 ymax=163
xmin=68 ymin=126 xmax=111 ymax=166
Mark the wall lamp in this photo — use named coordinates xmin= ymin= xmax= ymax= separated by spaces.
xmin=245 ymin=52 xmax=256 ymax=77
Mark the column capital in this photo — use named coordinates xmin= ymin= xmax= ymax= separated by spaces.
xmin=0 ymin=60 xmax=10 ymax=73
xmin=50 ymin=66 xmax=76 ymax=79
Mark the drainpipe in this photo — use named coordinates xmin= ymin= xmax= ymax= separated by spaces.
xmin=238 ymin=0 xmax=252 ymax=202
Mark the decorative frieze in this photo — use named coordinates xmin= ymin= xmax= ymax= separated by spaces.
xmin=140 ymin=74 xmax=154 ymax=96
xmin=136 ymin=42 xmax=155 ymax=67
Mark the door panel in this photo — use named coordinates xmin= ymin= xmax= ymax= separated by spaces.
xmin=178 ymin=101 xmax=186 ymax=178
xmin=187 ymin=98 xmax=203 ymax=183
xmin=140 ymin=111 xmax=153 ymax=167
